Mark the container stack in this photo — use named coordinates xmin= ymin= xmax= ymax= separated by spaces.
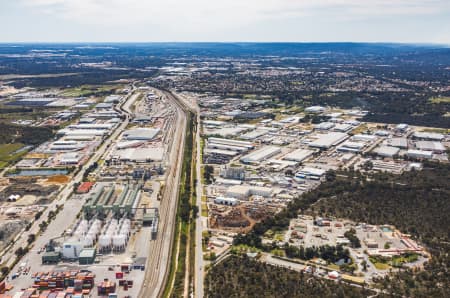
xmin=97 ymin=281 xmax=116 ymax=296
xmin=32 ymin=270 xmax=95 ymax=293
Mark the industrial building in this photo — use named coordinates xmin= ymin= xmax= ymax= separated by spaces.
xmin=240 ymin=146 xmax=281 ymax=164
xmin=373 ymin=146 xmax=400 ymax=158
xmin=114 ymin=147 xmax=164 ymax=162
xmin=337 ymin=141 xmax=366 ymax=153
xmin=308 ymin=132 xmax=348 ymax=149
xmin=282 ymin=148 xmax=314 ymax=163
xmin=314 ymin=122 xmax=335 ymax=130
xmin=388 ymin=138 xmax=408 ymax=149
xmin=407 ymin=149 xmax=433 ymax=159
xmin=295 ymin=167 xmax=326 ymax=180
xmin=122 ymin=128 xmax=160 ymax=141
xmin=225 ymin=185 xmax=272 ymax=199
xmin=412 ymin=132 xmax=445 ymax=141
xmin=305 ymin=106 xmax=326 ymax=113
xmin=207 ymin=137 xmax=254 ymax=150
xmin=415 ymin=141 xmax=446 ymax=153
xmin=220 ymin=165 xmax=245 ymax=180
xmin=214 ymin=197 xmax=239 ymax=206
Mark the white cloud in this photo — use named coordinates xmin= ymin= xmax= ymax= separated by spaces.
xmin=20 ymin=0 xmax=450 ymax=27
xmin=11 ymin=0 xmax=450 ymax=42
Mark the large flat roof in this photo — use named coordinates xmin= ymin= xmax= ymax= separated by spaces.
xmin=308 ymin=132 xmax=348 ymax=148
xmin=282 ymin=148 xmax=314 ymax=162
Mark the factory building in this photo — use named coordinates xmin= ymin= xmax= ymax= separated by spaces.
xmin=388 ymin=138 xmax=408 ymax=149
xmin=225 ymin=185 xmax=272 ymax=199
xmin=220 ymin=165 xmax=246 ymax=180
xmin=373 ymin=146 xmax=400 ymax=158
xmin=114 ymin=147 xmax=164 ymax=162
xmin=208 ymin=137 xmax=254 ymax=149
xmin=123 ymin=128 xmax=160 ymax=141
xmin=333 ymin=123 xmax=353 ymax=132
xmin=59 ymin=152 xmax=83 ymax=165
xmin=314 ymin=122 xmax=335 ymax=130
xmin=68 ymin=123 xmax=114 ymax=130
xmin=240 ymin=146 xmax=281 ymax=164
xmin=204 ymin=149 xmax=239 ymax=164
xmin=282 ymin=148 xmax=314 ymax=163
xmin=415 ymin=141 xmax=446 ymax=153
xmin=351 ymin=134 xmax=377 ymax=142
xmin=308 ymin=132 xmax=348 ymax=149
xmin=295 ymin=167 xmax=326 ymax=180
xmin=214 ymin=197 xmax=239 ymax=206
xmin=412 ymin=132 xmax=445 ymax=141
xmin=407 ymin=149 xmax=433 ymax=159
xmin=337 ymin=141 xmax=366 ymax=153
xmin=305 ymin=106 xmax=326 ymax=113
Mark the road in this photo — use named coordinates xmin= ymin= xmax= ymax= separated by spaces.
xmin=0 ymin=87 xmax=138 ymax=272
xmin=193 ymin=98 xmax=204 ymax=298
xmin=139 ymin=89 xmax=188 ymax=298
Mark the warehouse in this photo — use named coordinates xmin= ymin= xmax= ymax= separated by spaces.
xmin=415 ymin=141 xmax=446 ymax=153
xmin=305 ymin=106 xmax=326 ymax=113
xmin=115 ymin=147 xmax=164 ymax=162
xmin=295 ymin=167 xmax=326 ymax=180
xmin=388 ymin=138 xmax=408 ymax=149
xmin=225 ymin=185 xmax=272 ymax=199
xmin=58 ymin=129 xmax=108 ymax=137
xmin=204 ymin=149 xmax=239 ymax=164
xmin=351 ymin=134 xmax=377 ymax=142
xmin=206 ymin=142 xmax=250 ymax=153
xmin=407 ymin=149 xmax=433 ymax=159
xmin=240 ymin=129 xmax=268 ymax=140
xmin=68 ymin=123 xmax=114 ymax=130
xmin=412 ymin=132 xmax=445 ymax=141
xmin=308 ymin=132 xmax=348 ymax=149
xmin=333 ymin=123 xmax=353 ymax=132
xmin=314 ymin=122 xmax=335 ymax=130
xmin=282 ymin=148 xmax=315 ymax=162
xmin=337 ymin=141 xmax=366 ymax=153
xmin=214 ymin=197 xmax=239 ymax=206
xmin=208 ymin=137 xmax=254 ymax=149
xmin=59 ymin=152 xmax=83 ymax=165
xmin=240 ymin=146 xmax=281 ymax=164
xmin=373 ymin=146 xmax=400 ymax=158
xmin=123 ymin=128 xmax=160 ymax=141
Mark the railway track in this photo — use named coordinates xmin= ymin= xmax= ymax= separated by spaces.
xmin=139 ymin=89 xmax=191 ymax=298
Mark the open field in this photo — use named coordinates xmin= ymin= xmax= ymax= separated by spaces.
xmin=0 ymin=143 xmax=26 ymax=169
xmin=60 ymin=84 xmax=122 ymax=97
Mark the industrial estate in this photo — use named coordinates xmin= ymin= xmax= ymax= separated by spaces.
xmin=0 ymin=43 xmax=449 ymax=298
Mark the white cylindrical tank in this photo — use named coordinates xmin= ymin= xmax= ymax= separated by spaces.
xmin=98 ymin=234 xmax=112 ymax=251
xmin=83 ymin=235 xmax=94 ymax=247
xmin=112 ymin=234 xmax=126 ymax=251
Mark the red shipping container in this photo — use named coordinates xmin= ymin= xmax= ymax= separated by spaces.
xmin=115 ymin=272 xmax=123 ymax=279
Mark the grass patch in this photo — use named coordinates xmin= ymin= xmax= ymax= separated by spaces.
xmin=0 ymin=143 xmax=27 ymax=169
xmin=60 ymin=84 xmax=122 ymax=97
xmin=429 ymin=96 xmax=450 ymax=104
xmin=201 ymin=203 xmax=208 ymax=217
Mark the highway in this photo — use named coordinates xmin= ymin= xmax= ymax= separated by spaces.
xmin=0 ymin=87 xmax=139 ymax=272
xmin=139 ymin=89 xmax=188 ymax=298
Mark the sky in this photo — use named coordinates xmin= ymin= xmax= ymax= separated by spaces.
xmin=0 ymin=0 xmax=449 ymax=44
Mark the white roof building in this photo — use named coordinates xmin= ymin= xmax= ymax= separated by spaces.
xmin=123 ymin=128 xmax=160 ymax=141
xmin=240 ymin=146 xmax=281 ymax=164
xmin=373 ymin=146 xmax=400 ymax=158
xmin=308 ymin=132 xmax=348 ymax=149
xmin=282 ymin=148 xmax=315 ymax=162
